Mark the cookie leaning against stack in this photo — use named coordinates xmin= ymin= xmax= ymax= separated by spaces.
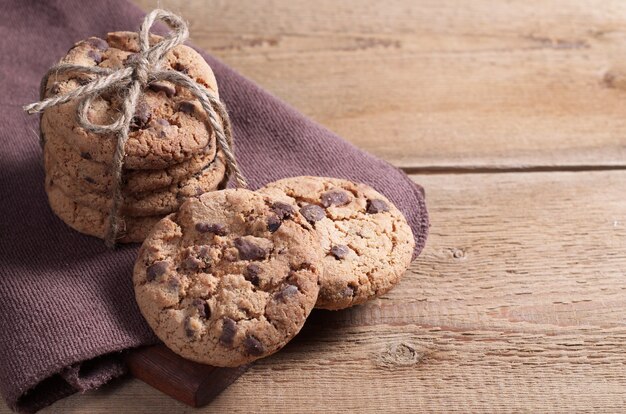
xmin=259 ymin=176 xmax=415 ymax=310
xmin=41 ymin=31 xmax=227 ymax=243
xmin=134 ymin=177 xmax=415 ymax=367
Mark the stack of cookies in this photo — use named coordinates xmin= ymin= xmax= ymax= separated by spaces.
xmin=133 ymin=176 xmax=415 ymax=367
xmin=40 ymin=32 xmax=227 ymax=242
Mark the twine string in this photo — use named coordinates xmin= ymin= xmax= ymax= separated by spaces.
xmin=23 ymin=9 xmax=247 ymax=247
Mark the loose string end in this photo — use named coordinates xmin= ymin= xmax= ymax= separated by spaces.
xmin=23 ymin=104 xmax=39 ymax=115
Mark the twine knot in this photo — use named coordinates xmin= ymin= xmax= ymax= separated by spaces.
xmin=23 ymin=9 xmax=248 ymax=248
xmin=128 ymin=54 xmax=151 ymax=86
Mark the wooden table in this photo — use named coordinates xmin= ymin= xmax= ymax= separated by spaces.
xmin=4 ymin=0 xmax=626 ymax=412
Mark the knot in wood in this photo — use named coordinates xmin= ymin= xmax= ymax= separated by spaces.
xmin=376 ymin=342 xmax=424 ymax=368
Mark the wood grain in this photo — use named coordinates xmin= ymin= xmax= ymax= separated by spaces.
xmin=2 ymin=2 xmax=625 ymax=413
xmin=18 ymin=170 xmax=625 ymax=413
xmin=133 ymin=0 xmax=626 ymax=169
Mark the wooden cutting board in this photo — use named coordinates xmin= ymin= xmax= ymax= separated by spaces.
xmin=126 ymin=345 xmax=249 ymax=407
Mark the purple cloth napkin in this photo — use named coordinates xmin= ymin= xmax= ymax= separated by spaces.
xmin=0 ymin=1 xmax=429 ymax=412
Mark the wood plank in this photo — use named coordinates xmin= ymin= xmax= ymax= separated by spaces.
xmin=133 ymin=0 xmax=626 ymax=168
xmin=6 ymin=169 xmax=620 ymax=413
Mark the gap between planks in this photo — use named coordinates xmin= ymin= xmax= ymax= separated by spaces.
xmin=401 ymin=164 xmax=626 ymax=175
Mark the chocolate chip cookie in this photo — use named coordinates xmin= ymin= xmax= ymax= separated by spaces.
xmin=45 ymin=181 xmax=165 ymax=243
xmin=259 ymin=176 xmax=414 ymax=310
xmin=42 ymin=126 xmax=217 ymax=194
xmin=44 ymin=148 xmax=227 ymax=217
xmin=41 ymin=31 xmax=220 ymax=169
xmin=134 ymin=189 xmax=322 ymax=366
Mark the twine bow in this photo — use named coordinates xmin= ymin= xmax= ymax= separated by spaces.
xmin=23 ymin=9 xmax=247 ymax=248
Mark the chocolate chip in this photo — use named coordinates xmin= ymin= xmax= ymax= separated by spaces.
xmin=192 ymin=298 xmax=210 ymax=319
xmin=271 ymin=202 xmax=295 ymax=220
xmin=84 ymin=176 xmax=95 ymax=184
xmin=80 ymin=151 xmax=92 ymax=160
xmin=244 ymin=264 xmax=261 ymax=286
xmin=184 ymin=316 xmax=196 ymax=338
xmin=267 ymin=215 xmax=282 ymax=233
xmin=149 ymin=81 xmax=176 ymax=98
xmin=146 ymin=260 xmax=168 ymax=281
xmin=167 ymin=277 xmax=180 ymax=291
xmin=366 ymin=199 xmax=389 ymax=214
xmin=275 ymin=285 xmax=299 ymax=302
xmin=330 ymin=245 xmax=350 ymax=260
xmin=266 ymin=202 xmax=295 ymax=233
xmin=172 ymin=62 xmax=189 ymax=74
xmin=85 ymin=37 xmax=109 ymax=51
xmin=244 ymin=335 xmax=265 ymax=356
xmin=195 ymin=222 xmax=228 ymax=236
xmin=234 ymin=237 xmax=270 ymax=261
xmin=129 ymin=99 xmax=151 ymax=130
xmin=182 ymin=256 xmax=202 ymax=272
xmin=201 ymin=303 xmax=211 ymax=319
xmin=300 ymin=204 xmax=325 ymax=224
xmin=219 ymin=317 xmax=237 ymax=347
xmin=321 ymin=189 xmax=351 ymax=208
xmin=87 ymin=49 xmax=102 ymax=64
xmin=178 ymin=101 xmax=195 ymax=114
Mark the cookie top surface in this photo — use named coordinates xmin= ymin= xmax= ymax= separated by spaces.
xmin=134 ymin=189 xmax=322 ymax=366
xmin=41 ymin=31 xmax=219 ymax=169
xmin=259 ymin=176 xmax=415 ymax=310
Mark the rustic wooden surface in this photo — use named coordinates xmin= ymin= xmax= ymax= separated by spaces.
xmin=138 ymin=0 xmax=626 ymax=170
xmin=3 ymin=0 xmax=625 ymax=412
